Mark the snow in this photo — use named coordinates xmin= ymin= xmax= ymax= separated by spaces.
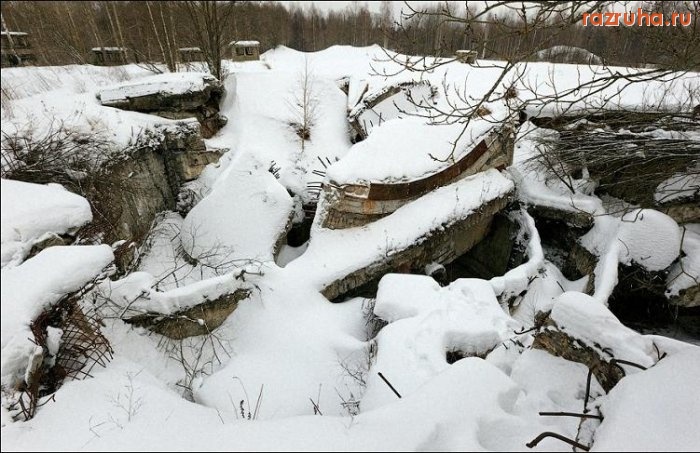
xmin=616 ymin=209 xmax=682 ymax=271
xmin=1 ymin=68 xmax=175 ymax=156
xmin=592 ymin=347 xmax=700 ymax=452
xmin=204 ymin=64 xmax=351 ymax=203
xmin=0 ymin=64 xmax=152 ymax=99
xmin=1 ymin=179 xmax=92 ymax=268
xmin=2 ymin=44 xmax=699 ymax=452
xmin=580 ymin=208 xmax=681 ymax=303
xmin=186 ymin=265 xmax=369 ymax=419
xmin=232 ymin=41 xmax=260 ymax=47
xmin=91 ymin=47 xmax=128 ymax=52
xmin=490 ymin=210 xmax=546 ymax=299
xmin=98 ymin=72 xmax=215 ymax=104
xmin=1 ymin=354 xmax=530 ymax=451
xmin=348 ymin=80 xmax=436 ymax=136
xmin=364 ymin=275 xmax=516 ymax=409
xmin=287 ymin=169 xmax=514 ymax=291
xmin=550 ymin=292 xmax=656 ymax=368
xmin=180 ymin=154 xmax=294 ymax=266
xmin=327 ymin=116 xmax=503 ymax=184
xmin=654 ymin=172 xmax=700 ymax=204
xmin=1 ymin=245 xmax=113 ymax=387
xmin=518 ymin=62 xmax=699 ymax=117
xmin=509 ymin=121 xmax=601 ymax=215
xmin=667 ymin=223 xmax=700 ymax=297
xmin=534 ymin=45 xmax=604 ymax=65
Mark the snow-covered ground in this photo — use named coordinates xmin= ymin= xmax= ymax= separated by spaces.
xmin=1 ymin=45 xmax=699 ymax=451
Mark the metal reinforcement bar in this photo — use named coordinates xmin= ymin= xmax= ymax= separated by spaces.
xmin=539 ymin=411 xmax=603 ymax=420
xmin=526 ymin=432 xmax=590 ymax=451
xmin=377 ymin=372 xmax=402 ymax=398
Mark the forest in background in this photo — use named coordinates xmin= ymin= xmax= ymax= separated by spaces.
xmin=1 ymin=1 xmax=698 ymax=70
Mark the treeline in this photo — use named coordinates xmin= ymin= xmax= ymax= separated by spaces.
xmin=1 ymin=1 xmax=697 ymax=69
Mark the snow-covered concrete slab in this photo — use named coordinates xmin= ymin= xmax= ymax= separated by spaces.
xmin=1 ymin=179 xmax=92 ymax=268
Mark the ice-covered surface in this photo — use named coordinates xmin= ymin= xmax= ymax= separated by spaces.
xmin=592 ymin=347 xmax=700 ymax=451
xmin=1 ymin=245 xmax=113 ymax=387
xmin=1 ymin=179 xmax=92 ymax=268
xmin=667 ymin=223 xmax=700 ymax=297
xmin=98 ymin=72 xmax=215 ymax=104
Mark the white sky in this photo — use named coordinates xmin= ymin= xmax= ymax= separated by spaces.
xmin=282 ymin=1 xmax=437 ymax=18
xmin=282 ymin=1 xmax=638 ymax=18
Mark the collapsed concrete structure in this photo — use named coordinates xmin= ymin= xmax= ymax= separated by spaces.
xmin=98 ymin=73 xmax=227 ymax=138
xmin=321 ymin=123 xmax=515 ymax=230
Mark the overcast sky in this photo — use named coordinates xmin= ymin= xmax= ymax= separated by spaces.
xmin=282 ymin=1 xmax=636 ymax=18
xmin=283 ymin=1 xmax=387 ymax=14
xmin=282 ymin=1 xmax=439 ymax=18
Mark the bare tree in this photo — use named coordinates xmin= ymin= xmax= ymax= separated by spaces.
xmin=287 ymin=56 xmax=319 ymax=157
xmin=181 ymin=1 xmax=236 ymax=80
xmin=376 ymin=1 xmax=699 ymax=162
xmin=379 ymin=0 xmax=393 ymax=49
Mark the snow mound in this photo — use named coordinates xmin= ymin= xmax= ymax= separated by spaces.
xmin=617 ymin=209 xmax=681 ymax=271
xmin=1 ymin=245 xmax=113 ymax=386
xmin=579 ymin=209 xmax=681 ymax=303
xmin=551 ymin=292 xmax=656 ymax=368
xmin=327 ymin=116 xmax=500 ymax=185
xmin=193 ymin=267 xmax=368 ymax=419
xmin=181 ymin=156 xmax=294 ymax=265
xmin=98 ymin=72 xmax=216 ymax=104
xmin=363 ymin=275 xmax=516 ymax=410
xmin=593 ymin=347 xmax=700 ymax=451
xmin=1 ymin=179 xmax=92 ymax=268
xmin=583 ymin=209 xmax=681 ymax=275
